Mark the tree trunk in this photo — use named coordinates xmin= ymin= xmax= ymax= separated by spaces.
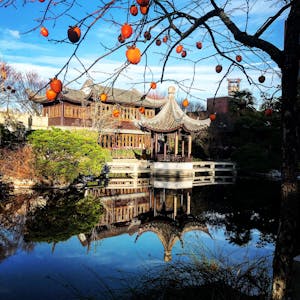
xmin=272 ymin=2 xmax=300 ymax=299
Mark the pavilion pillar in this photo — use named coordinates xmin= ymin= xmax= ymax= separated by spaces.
xmin=173 ymin=195 xmax=177 ymax=219
xmin=181 ymin=139 xmax=185 ymax=157
xmin=188 ymin=135 xmax=192 ymax=159
xmin=164 ymin=142 xmax=167 ymax=160
xmin=151 ymin=137 xmax=154 ymax=159
xmin=175 ymin=131 xmax=178 ymax=156
xmin=154 ymin=133 xmax=158 ymax=160
xmin=187 ymin=192 xmax=191 ymax=215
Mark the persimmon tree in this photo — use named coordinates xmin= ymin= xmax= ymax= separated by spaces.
xmin=1 ymin=1 xmax=299 ymax=299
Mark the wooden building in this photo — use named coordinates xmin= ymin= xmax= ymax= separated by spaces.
xmin=28 ymin=83 xmax=210 ymax=160
xmin=28 ymin=80 xmax=168 ymax=151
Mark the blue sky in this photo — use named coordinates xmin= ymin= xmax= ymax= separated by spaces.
xmin=0 ymin=1 xmax=288 ymax=107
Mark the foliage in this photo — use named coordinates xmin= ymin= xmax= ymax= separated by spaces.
xmin=229 ymin=90 xmax=256 ymax=116
xmin=205 ymin=91 xmax=281 ymax=172
xmin=230 ymin=111 xmax=281 ymax=172
xmin=111 ymin=148 xmax=150 ymax=159
xmin=27 ymin=128 xmax=111 ymax=184
xmin=0 ymin=116 xmax=27 ymax=149
xmin=0 ymin=145 xmax=36 ymax=180
xmin=24 ymin=191 xmax=103 ymax=243
xmin=129 ymin=256 xmax=271 ymax=300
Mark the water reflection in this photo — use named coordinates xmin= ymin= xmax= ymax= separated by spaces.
xmin=81 ymin=185 xmax=210 ymax=262
xmin=0 ymin=177 xmax=280 ymax=299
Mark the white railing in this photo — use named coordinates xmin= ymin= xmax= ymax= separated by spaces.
xmin=105 ymin=160 xmax=236 ymax=188
xmin=193 ymin=161 xmax=236 ymax=186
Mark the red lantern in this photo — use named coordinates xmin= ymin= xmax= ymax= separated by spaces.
xmin=139 ymin=106 xmax=145 ymax=114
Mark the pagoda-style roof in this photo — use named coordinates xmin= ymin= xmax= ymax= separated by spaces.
xmin=135 ymin=216 xmax=211 ymax=262
xmin=137 ymin=86 xmax=211 ymax=133
xmin=26 ymin=79 xmax=168 ymax=109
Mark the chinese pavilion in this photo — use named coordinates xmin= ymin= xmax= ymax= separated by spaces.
xmin=137 ymin=86 xmax=210 ymax=161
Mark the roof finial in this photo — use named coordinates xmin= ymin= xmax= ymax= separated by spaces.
xmin=168 ymin=86 xmax=176 ymax=101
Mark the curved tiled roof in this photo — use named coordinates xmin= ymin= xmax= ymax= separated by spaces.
xmin=26 ymin=80 xmax=167 ymax=108
xmin=137 ymin=86 xmax=211 ymax=133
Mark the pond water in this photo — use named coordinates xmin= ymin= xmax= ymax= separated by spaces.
xmin=0 ymin=178 xmax=280 ymax=299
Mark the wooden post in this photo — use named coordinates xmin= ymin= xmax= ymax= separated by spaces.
xmin=174 ymin=195 xmax=177 ymax=219
xmin=164 ymin=142 xmax=167 ymax=160
xmin=154 ymin=133 xmax=158 ymax=160
xmin=188 ymin=135 xmax=192 ymax=159
xmin=181 ymin=139 xmax=185 ymax=157
xmin=175 ymin=131 xmax=178 ymax=156
xmin=187 ymin=192 xmax=191 ymax=215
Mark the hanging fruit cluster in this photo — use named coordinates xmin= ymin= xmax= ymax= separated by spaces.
xmin=40 ymin=23 xmax=81 ymax=44
xmin=175 ymin=44 xmax=187 ymax=58
xmin=136 ymin=0 xmax=150 ymax=15
xmin=46 ymin=78 xmax=63 ymax=101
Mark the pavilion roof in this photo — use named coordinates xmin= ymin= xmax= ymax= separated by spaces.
xmin=137 ymin=86 xmax=211 ymax=133
xmin=26 ymin=79 xmax=167 ymax=108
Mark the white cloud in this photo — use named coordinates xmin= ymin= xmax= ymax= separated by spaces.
xmin=8 ymin=29 xmax=20 ymax=39
xmin=0 ymin=39 xmax=46 ymax=51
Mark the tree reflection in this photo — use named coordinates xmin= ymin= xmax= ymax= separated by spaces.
xmin=191 ymin=179 xmax=280 ymax=247
xmin=24 ymin=189 xmax=103 ymax=243
xmin=0 ymin=192 xmax=35 ymax=262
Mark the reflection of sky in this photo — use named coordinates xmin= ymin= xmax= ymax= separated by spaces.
xmin=0 ymin=227 xmax=274 ymax=300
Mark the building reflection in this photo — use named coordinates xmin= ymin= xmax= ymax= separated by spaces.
xmin=80 ymin=178 xmax=210 ymax=261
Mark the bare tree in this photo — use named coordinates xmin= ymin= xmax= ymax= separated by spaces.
xmin=0 ymin=62 xmax=47 ymax=115
xmin=1 ymin=1 xmax=299 ymax=299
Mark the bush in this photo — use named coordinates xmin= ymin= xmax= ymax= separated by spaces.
xmin=28 ymin=128 xmax=111 ymax=185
